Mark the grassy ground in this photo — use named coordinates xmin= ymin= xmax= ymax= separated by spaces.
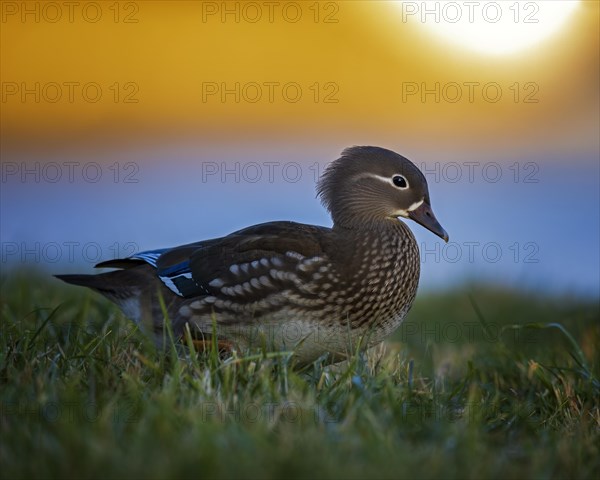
xmin=1 ymin=270 xmax=599 ymax=480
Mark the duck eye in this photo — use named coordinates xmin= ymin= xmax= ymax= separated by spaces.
xmin=392 ymin=175 xmax=408 ymax=189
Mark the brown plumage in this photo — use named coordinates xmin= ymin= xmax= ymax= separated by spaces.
xmin=56 ymin=146 xmax=448 ymax=364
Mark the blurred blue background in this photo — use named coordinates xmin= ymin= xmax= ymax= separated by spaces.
xmin=2 ymin=144 xmax=598 ymax=297
xmin=2 ymin=1 xmax=598 ymax=298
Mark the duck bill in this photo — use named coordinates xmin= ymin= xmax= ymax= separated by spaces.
xmin=408 ymin=202 xmax=449 ymax=242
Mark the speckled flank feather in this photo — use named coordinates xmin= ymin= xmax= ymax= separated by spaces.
xmin=56 ymin=146 xmax=447 ymax=365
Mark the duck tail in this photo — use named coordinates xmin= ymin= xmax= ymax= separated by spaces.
xmin=55 ymin=266 xmax=162 ymax=329
xmin=55 ymin=273 xmax=111 ymax=290
xmin=55 ymin=263 xmax=159 ymax=296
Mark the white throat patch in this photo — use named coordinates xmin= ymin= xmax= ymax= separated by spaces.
xmin=393 ymin=199 xmax=424 ymax=218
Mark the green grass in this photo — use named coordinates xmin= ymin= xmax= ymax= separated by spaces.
xmin=1 ymin=270 xmax=599 ymax=480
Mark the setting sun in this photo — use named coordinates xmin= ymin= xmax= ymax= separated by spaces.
xmin=399 ymin=0 xmax=581 ymax=55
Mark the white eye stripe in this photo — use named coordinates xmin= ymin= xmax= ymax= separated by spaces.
xmin=358 ymin=173 xmax=410 ymax=189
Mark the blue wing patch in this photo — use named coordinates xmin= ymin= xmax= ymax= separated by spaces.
xmin=130 ymin=249 xmax=210 ymax=297
xmin=158 ymin=260 xmax=210 ymax=297
xmin=131 ymin=249 xmax=169 ymax=268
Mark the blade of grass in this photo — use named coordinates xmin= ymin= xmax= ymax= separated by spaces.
xmin=27 ymin=304 xmax=62 ymax=350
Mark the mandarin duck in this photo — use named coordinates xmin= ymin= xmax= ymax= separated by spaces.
xmin=56 ymin=146 xmax=448 ymax=364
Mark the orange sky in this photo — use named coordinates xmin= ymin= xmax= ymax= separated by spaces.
xmin=1 ymin=0 xmax=598 ymax=158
